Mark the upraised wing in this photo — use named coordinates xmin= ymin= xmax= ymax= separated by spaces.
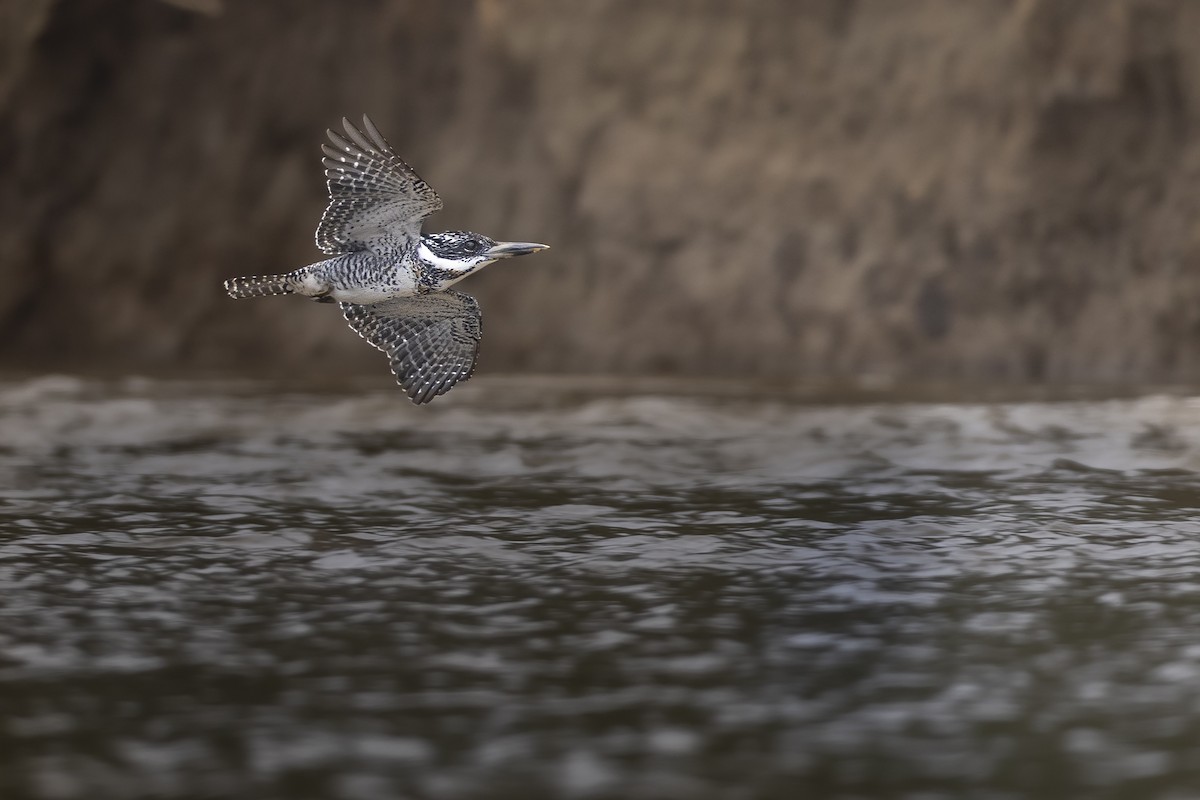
xmin=341 ymin=291 xmax=482 ymax=404
xmin=316 ymin=115 xmax=444 ymax=255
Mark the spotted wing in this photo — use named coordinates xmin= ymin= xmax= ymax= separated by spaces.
xmin=341 ymin=291 xmax=482 ymax=405
xmin=316 ymin=115 xmax=444 ymax=255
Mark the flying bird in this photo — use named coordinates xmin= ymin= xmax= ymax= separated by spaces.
xmin=224 ymin=115 xmax=549 ymax=404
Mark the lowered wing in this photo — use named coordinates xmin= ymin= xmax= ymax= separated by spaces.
xmin=341 ymin=291 xmax=482 ymax=404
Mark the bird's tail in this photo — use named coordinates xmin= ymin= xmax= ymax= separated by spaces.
xmin=224 ymin=273 xmax=294 ymax=299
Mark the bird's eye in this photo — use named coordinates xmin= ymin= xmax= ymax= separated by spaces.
xmin=464 ymin=241 xmax=480 ymax=253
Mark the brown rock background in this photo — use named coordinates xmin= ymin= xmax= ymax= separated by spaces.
xmin=4 ymin=0 xmax=1200 ymax=387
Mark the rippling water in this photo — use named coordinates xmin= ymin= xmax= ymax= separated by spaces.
xmin=5 ymin=375 xmax=1200 ymax=799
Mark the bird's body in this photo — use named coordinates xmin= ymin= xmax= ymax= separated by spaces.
xmin=224 ymin=115 xmax=548 ymax=404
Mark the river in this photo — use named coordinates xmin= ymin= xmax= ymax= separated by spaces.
xmin=3 ymin=375 xmax=1200 ymax=799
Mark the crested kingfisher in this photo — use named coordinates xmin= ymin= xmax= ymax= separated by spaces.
xmin=224 ymin=115 xmax=549 ymax=404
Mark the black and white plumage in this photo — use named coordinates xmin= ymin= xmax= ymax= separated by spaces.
xmin=316 ymin=115 xmax=442 ymax=257
xmin=342 ymin=292 xmax=481 ymax=405
xmin=223 ymin=115 xmax=548 ymax=404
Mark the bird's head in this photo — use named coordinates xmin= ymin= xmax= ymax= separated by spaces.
xmin=418 ymin=231 xmax=549 ymax=287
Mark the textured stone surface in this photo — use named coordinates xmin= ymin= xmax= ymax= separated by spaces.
xmin=3 ymin=0 xmax=1200 ymax=386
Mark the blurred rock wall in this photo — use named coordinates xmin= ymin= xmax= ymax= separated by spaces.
xmin=3 ymin=0 xmax=1200 ymax=386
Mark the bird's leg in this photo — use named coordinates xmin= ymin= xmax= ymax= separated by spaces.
xmin=313 ymin=295 xmax=336 ymax=304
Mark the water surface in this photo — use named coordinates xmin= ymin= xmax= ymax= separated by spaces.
xmin=4 ymin=375 xmax=1200 ymax=799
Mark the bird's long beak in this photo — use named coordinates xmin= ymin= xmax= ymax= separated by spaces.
xmin=485 ymin=241 xmax=550 ymax=259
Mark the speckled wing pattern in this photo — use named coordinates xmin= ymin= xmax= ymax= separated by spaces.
xmin=316 ymin=115 xmax=443 ymax=255
xmin=341 ymin=291 xmax=482 ymax=404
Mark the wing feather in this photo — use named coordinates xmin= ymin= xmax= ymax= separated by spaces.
xmin=337 ymin=116 xmax=379 ymax=154
xmin=341 ymin=291 xmax=482 ymax=405
xmin=316 ymin=114 xmax=443 ymax=255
